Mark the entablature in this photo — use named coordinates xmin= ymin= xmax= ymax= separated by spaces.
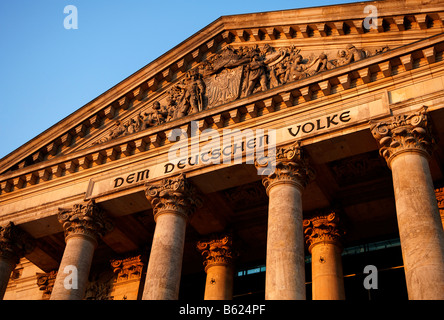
xmin=1 ymin=33 xmax=444 ymax=202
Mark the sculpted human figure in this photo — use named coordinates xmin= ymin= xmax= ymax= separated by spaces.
xmin=304 ymin=53 xmax=334 ymax=76
xmin=345 ymin=44 xmax=364 ymax=64
xmin=175 ymin=69 xmax=206 ymax=116
xmin=335 ymin=49 xmax=349 ymax=66
xmin=145 ymin=101 xmax=168 ymax=127
xmin=243 ymin=54 xmax=268 ymax=96
xmin=109 ymin=120 xmax=126 ymax=139
xmin=285 ymin=54 xmax=306 ymax=82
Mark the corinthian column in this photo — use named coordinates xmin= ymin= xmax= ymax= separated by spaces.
xmin=256 ymin=142 xmax=315 ymax=300
xmin=303 ymin=211 xmax=345 ymax=300
xmin=142 ymin=173 xmax=202 ymax=300
xmin=0 ymin=222 xmax=35 ymax=299
xmin=371 ymin=106 xmax=444 ymax=300
xmin=50 ymin=201 xmax=113 ymax=300
xmin=197 ymin=233 xmax=235 ymax=300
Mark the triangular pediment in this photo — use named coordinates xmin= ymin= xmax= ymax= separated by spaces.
xmin=1 ymin=0 xmax=444 ymax=181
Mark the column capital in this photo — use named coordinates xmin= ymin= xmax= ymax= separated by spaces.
xmin=370 ymin=106 xmax=435 ymax=167
xmin=197 ymin=234 xmax=235 ymax=272
xmin=145 ymin=173 xmax=202 ymax=221
xmin=36 ymin=270 xmax=57 ymax=300
xmin=0 ymin=222 xmax=35 ymax=264
xmin=110 ymin=254 xmax=146 ymax=283
xmin=303 ymin=210 xmax=345 ymax=253
xmin=58 ymin=200 xmax=114 ymax=244
xmin=255 ymin=142 xmax=315 ymax=194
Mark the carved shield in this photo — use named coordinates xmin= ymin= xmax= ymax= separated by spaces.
xmin=203 ymin=65 xmax=244 ymax=108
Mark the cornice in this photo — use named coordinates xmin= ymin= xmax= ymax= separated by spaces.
xmin=1 ymin=33 xmax=444 ymax=197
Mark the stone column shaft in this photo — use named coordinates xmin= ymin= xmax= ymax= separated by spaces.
xmin=257 ymin=142 xmax=315 ymax=300
xmin=0 ymin=258 xmax=16 ymax=299
xmin=204 ymin=265 xmax=233 ymax=300
xmin=310 ymin=243 xmax=345 ymax=300
xmin=50 ymin=201 xmax=113 ymax=300
xmin=142 ymin=173 xmax=201 ymax=300
xmin=267 ymin=183 xmax=305 ymax=299
xmin=304 ymin=211 xmax=345 ymax=300
xmin=390 ymin=152 xmax=444 ymax=299
xmin=143 ymin=213 xmax=187 ymax=299
xmin=371 ymin=107 xmax=444 ymax=300
xmin=50 ymin=235 xmax=96 ymax=300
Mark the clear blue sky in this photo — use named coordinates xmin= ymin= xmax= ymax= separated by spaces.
xmin=0 ymin=0 xmax=358 ymax=160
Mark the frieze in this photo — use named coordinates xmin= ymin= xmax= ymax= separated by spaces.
xmin=85 ymin=100 xmax=390 ymax=200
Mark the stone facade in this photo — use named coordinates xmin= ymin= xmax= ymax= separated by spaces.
xmin=2 ymin=0 xmax=444 ymax=300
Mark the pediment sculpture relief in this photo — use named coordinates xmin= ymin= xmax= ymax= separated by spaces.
xmin=97 ymin=43 xmax=389 ymax=144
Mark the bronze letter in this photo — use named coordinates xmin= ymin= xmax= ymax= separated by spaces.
xmin=114 ymin=177 xmax=124 ymax=188
xmin=326 ymin=114 xmax=339 ymax=128
xmin=340 ymin=111 xmax=351 ymax=122
xmin=164 ymin=163 xmax=175 ymax=174
xmin=288 ymin=125 xmax=301 ymax=137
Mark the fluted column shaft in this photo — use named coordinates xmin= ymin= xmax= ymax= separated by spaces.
xmin=304 ymin=211 xmax=345 ymax=300
xmin=142 ymin=173 xmax=201 ymax=300
xmin=50 ymin=201 xmax=113 ymax=300
xmin=257 ymin=143 xmax=315 ymax=300
xmin=197 ymin=234 xmax=235 ymax=300
xmin=371 ymin=107 xmax=444 ymax=300
xmin=0 ymin=222 xmax=34 ymax=299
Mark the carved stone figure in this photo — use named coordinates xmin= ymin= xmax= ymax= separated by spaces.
xmin=285 ymin=54 xmax=306 ymax=82
xmin=242 ymin=53 xmax=268 ymax=97
xmin=174 ymin=69 xmax=206 ymax=116
xmin=304 ymin=53 xmax=335 ymax=75
xmin=145 ymin=101 xmax=168 ymax=127
xmin=336 ymin=44 xmax=365 ymax=66
xmin=109 ymin=120 xmax=126 ymax=140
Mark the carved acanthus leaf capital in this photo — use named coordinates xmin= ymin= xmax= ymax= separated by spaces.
xmin=58 ymin=200 xmax=114 ymax=243
xmin=36 ymin=270 xmax=57 ymax=299
xmin=370 ymin=106 xmax=435 ymax=167
xmin=145 ymin=173 xmax=202 ymax=221
xmin=110 ymin=254 xmax=146 ymax=282
xmin=303 ymin=211 xmax=345 ymax=252
xmin=0 ymin=222 xmax=35 ymax=264
xmin=196 ymin=234 xmax=235 ymax=272
xmin=255 ymin=142 xmax=315 ymax=193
